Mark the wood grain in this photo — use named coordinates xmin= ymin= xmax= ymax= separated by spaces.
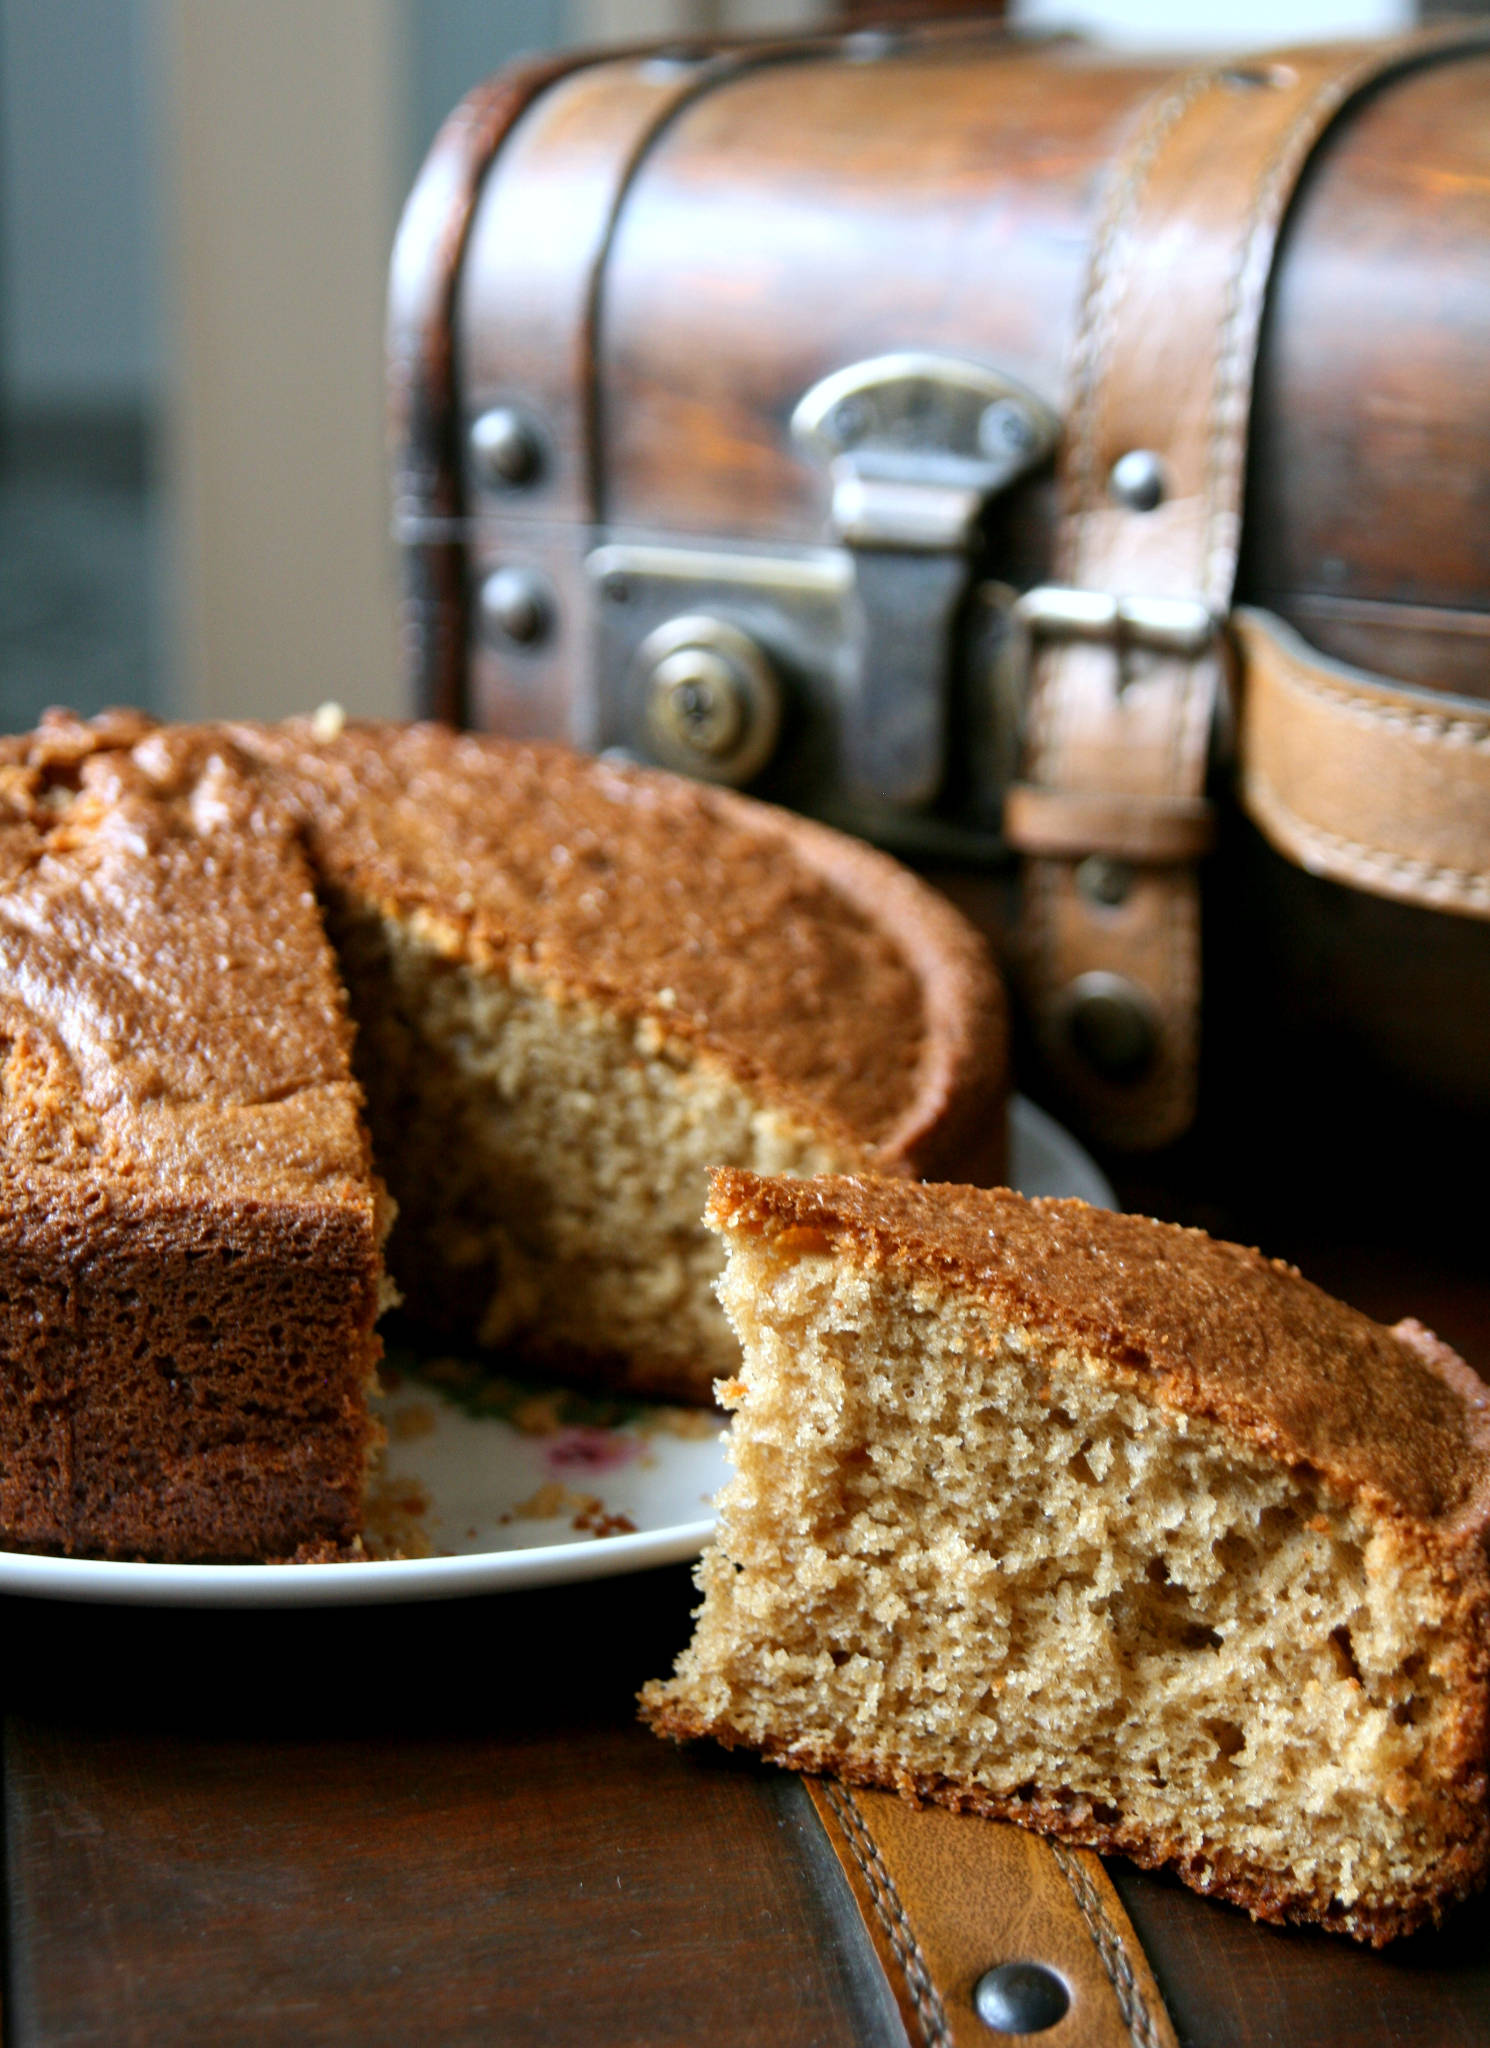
xmin=1109 ymin=1861 xmax=1490 ymax=2048
xmin=0 ymin=1569 xmax=903 ymax=2048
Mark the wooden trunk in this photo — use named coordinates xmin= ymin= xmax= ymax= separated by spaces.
xmin=389 ymin=23 xmax=1490 ymax=1188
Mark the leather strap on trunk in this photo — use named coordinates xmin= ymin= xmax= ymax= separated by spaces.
xmin=807 ymin=1780 xmax=1178 ymax=2048
xmin=388 ymin=50 xmax=626 ymax=725
xmin=1006 ymin=26 xmax=1490 ymax=1149
xmin=1235 ymin=607 xmax=1490 ymax=920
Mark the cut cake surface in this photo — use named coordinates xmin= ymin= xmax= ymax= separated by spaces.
xmin=642 ymin=1170 xmax=1490 ymax=1943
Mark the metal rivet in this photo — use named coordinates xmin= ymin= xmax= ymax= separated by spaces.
xmin=844 ymin=28 xmax=900 ymax=61
xmin=479 ymin=566 xmax=551 ymax=648
xmin=831 ymin=395 xmax=872 ymax=443
xmin=979 ymin=398 xmax=1038 ymax=461
xmin=1109 ymin=449 xmax=1165 ymax=512
xmin=1075 ymin=855 xmax=1133 ymax=908
xmin=639 ymin=50 xmax=710 ymax=81
xmin=974 ymin=1962 xmax=1071 ymax=2034
xmin=470 ymin=407 xmax=542 ymax=489
xmin=1061 ymin=971 xmax=1158 ymax=1084
xmin=1219 ymin=61 xmax=1296 ymax=91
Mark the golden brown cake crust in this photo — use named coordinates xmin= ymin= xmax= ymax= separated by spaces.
xmin=229 ymin=721 xmax=1006 ymax=1180
xmin=0 ymin=715 xmax=384 ymax=1558
xmin=648 ymin=1173 xmax=1490 ymax=1944
xmin=0 ymin=717 xmax=376 ymax=1202
xmin=705 ymin=1170 xmax=1490 ymax=1538
xmin=4 ymin=713 xmax=1006 ymax=1182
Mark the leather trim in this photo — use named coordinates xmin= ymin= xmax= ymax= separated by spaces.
xmin=1004 ymin=785 xmax=1214 ymax=864
xmin=1011 ymin=24 xmax=1490 ymax=1150
xmin=812 ymin=1781 xmax=953 ymax=2048
xmin=388 ymin=50 xmax=620 ymax=722
xmin=806 ymin=1780 xmax=1179 ymax=2048
xmin=1235 ymin=606 xmax=1490 ymax=920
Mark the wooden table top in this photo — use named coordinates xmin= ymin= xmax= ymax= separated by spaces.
xmin=4 ymin=1157 xmax=1488 ymax=2047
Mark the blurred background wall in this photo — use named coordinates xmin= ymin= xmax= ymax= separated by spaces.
xmin=0 ymin=0 xmax=1424 ymax=733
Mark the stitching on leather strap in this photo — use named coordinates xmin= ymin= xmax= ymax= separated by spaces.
xmin=1060 ymin=65 xmax=1216 ymax=578
xmin=1027 ymin=66 xmax=1226 ymax=1154
xmin=1203 ymin=79 xmax=1339 ymax=601
xmin=820 ymin=1782 xmax=953 ymax=2048
xmin=1327 ymin=705 xmax=1490 ymax=750
xmin=1050 ymin=1842 xmax=1167 ymax=2048
xmin=1243 ymin=774 xmax=1490 ymax=915
xmin=1205 ymin=28 xmax=1490 ymax=604
xmin=1236 ymin=607 xmax=1490 ymax=915
xmin=1019 ymin=39 xmax=1454 ymax=1151
xmin=1269 ymin=676 xmax=1490 ymax=752
xmin=1205 ymin=49 xmax=1407 ymax=604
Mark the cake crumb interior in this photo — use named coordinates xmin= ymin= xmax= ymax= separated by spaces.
xmin=329 ymin=900 xmax=858 ymax=1401
xmin=651 ymin=1232 xmax=1475 ymax=1920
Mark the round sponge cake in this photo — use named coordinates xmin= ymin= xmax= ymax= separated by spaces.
xmin=0 ymin=711 xmax=1006 ymax=1555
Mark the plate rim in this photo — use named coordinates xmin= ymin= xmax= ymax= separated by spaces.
xmin=0 ymin=1517 xmax=716 ymax=1609
xmin=0 ymin=1095 xmax=1110 ymax=1607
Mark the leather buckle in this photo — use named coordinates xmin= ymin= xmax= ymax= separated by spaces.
xmin=1005 ymin=585 xmax=1218 ymax=704
xmin=999 ymin=585 xmax=1221 ymax=862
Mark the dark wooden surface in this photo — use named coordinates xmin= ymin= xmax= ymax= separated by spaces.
xmin=3 ymin=1185 xmax=1489 ymax=2047
xmin=0 ymin=1573 xmax=905 ymax=2048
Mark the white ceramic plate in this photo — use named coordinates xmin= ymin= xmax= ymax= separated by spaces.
xmin=0 ymin=1097 xmax=1112 ymax=1607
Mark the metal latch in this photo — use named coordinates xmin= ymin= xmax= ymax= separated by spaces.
xmin=792 ymin=353 xmax=1059 ymax=808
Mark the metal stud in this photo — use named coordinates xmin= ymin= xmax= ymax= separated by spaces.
xmin=844 ymin=27 xmax=900 ymax=61
xmin=979 ymin=397 xmax=1038 ymax=462
xmin=1108 ymin=448 xmax=1165 ymax=512
xmin=1075 ymin=855 xmax=1134 ymax=908
xmin=1060 ymin=970 xmax=1158 ymax=1083
xmin=831 ymin=395 xmax=872 ymax=442
xmin=974 ymin=1961 xmax=1071 ymax=2034
xmin=478 ymin=566 xmax=551 ymax=648
xmin=1219 ymin=61 xmax=1296 ymax=91
xmin=470 ymin=406 xmax=543 ymax=489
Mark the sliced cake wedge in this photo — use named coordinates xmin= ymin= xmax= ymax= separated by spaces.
xmin=642 ymin=1170 xmax=1490 ymax=1943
